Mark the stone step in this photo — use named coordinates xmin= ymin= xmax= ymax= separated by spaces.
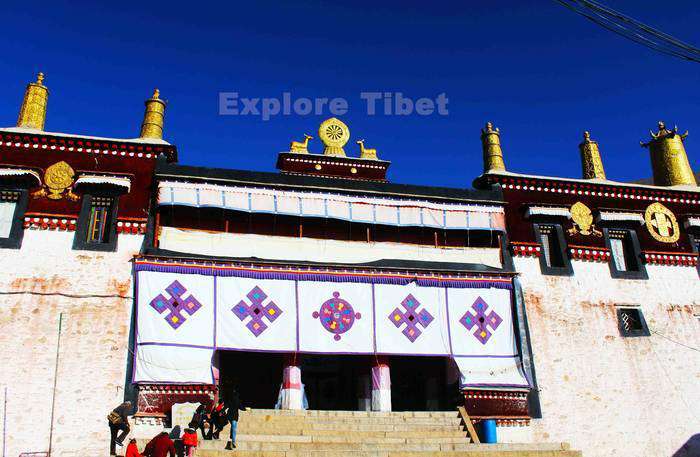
xmin=197 ymin=442 xmax=573 ymax=452
xmin=244 ymin=409 xmax=459 ymax=418
xmin=235 ymin=428 xmax=467 ymax=438
xmin=193 ymin=449 xmax=582 ymax=457
xmin=234 ymin=423 xmax=460 ymax=432
xmin=236 ymin=415 xmax=462 ymax=426
xmin=196 ymin=441 xmax=573 ymax=452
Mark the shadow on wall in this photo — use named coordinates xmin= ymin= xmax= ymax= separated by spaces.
xmin=673 ymin=434 xmax=700 ymax=457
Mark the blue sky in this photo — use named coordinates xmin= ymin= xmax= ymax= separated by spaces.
xmin=1 ymin=0 xmax=699 ymax=188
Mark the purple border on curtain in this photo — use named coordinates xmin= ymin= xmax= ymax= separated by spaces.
xmin=444 ymin=287 xmax=454 ymax=356
xmin=134 ymin=262 xmax=513 ymax=290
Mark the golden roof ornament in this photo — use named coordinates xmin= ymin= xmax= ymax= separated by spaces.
xmin=640 ymin=121 xmax=696 ymax=186
xmin=17 ymin=72 xmax=49 ymax=131
xmin=579 ymin=131 xmax=606 ymax=180
xmin=480 ymin=122 xmax=505 ymax=173
xmin=568 ymin=202 xmax=602 ymax=237
xmin=319 ymin=117 xmax=350 ymax=157
xmin=290 ymin=134 xmax=313 ymax=153
xmin=356 ymin=139 xmax=378 ymax=160
xmin=31 ymin=161 xmax=79 ymax=201
xmin=139 ymin=88 xmax=167 ymax=140
xmin=645 ymin=202 xmax=679 ymax=243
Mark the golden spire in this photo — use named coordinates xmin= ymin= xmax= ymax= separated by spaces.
xmin=579 ymin=131 xmax=606 ymax=180
xmin=641 ymin=121 xmax=696 ymax=186
xmin=480 ymin=122 xmax=505 ymax=173
xmin=139 ymin=88 xmax=167 ymax=140
xmin=17 ymin=72 xmax=49 ymax=130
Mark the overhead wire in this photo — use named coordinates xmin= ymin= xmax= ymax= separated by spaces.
xmin=554 ymin=0 xmax=700 ymax=63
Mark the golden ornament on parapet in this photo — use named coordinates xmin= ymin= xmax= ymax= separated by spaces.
xmin=645 ymin=202 xmax=679 ymax=243
xmin=319 ymin=117 xmax=350 ymax=157
xmin=289 ymin=134 xmax=313 ymax=153
xmin=32 ymin=161 xmax=79 ymax=201
xmin=568 ymin=202 xmax=602 ymax=237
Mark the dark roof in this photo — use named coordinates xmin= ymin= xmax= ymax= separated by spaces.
xmin=155 ymin=160 xmax=503 ymax=204
xmin=143 ymin=247 xmax=513 ymax=275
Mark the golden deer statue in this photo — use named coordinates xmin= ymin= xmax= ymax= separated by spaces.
xmin=290 ymin=134 xmax=313 ymax=153
xmin=356 ymin=139 xmax=378 ymax=159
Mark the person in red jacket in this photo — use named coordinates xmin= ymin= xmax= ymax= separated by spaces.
xmin=125 ymin=438 xmax=143 ymax=457
xmin=143 ymin=431 xmax=175 ymax=457
xmin=182 ymin=427 xmax=198 ymax=456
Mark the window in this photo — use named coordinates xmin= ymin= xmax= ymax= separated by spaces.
xmin=86 ymin=196 xmax=113 ymax=244
xmin=533 ymin=223 xmax=573 ymax=276
xmin=0 ymin=191 xmax=19 ymax=238
xmin=616 ymin=307 xmax=650 ymax=337
xmin=0 ymin=189 xmax=28 ymax=249
xmin=604 ymin=228 xmax=647 ymax=279
xmin=73 ymin=195 xmax=119 ymax=251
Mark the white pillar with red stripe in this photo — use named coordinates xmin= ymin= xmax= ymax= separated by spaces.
xmin=281 ymin=356 xmax=303 ymax=410
xmin=371 ymin=357 xmax=391 ymax=412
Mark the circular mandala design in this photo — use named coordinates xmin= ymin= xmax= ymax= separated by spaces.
xmin=312 ymin=291 xmax=361 ymax=341
xmin=318 ymin=118 xmax=350 ymax=148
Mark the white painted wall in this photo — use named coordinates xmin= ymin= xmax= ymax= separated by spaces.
xmin=510 ymin=257 xmax=700 ymax=457
xmin=0 ymin=230 xmax=142 ymax=457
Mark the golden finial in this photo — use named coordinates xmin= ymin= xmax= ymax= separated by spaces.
xmin=17 ymin=72 xmax=49 ymax=130
xmin=139 ymin=88 xmax=167 ymax=140
xmin=357 ymin=139 xmax=378 ymax=160
xmin=578 ymin=131 xmax=606 ymax=180
xmin=290 ymin=134 xmax=312 ymax=153
xmin=480 ymin=121 xmax=505 ymax=173
xmin=641 ymin=121 xmax=695 ymax=186
xmin=318 ymin=118 xmax=350 ymax=157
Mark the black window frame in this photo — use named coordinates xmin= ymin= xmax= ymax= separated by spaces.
xmin=616 ymin=307 xmax=650 ymax=337
xmin=0 ymin=186 xmax=29 ymax=249
xmin=603 ymin=227 xmax=647 ymax=280
xmin=73 ymin=192 xmax=120 ymax=252
xmin=533 ymin=222 xmax=573 ymax=276
xmin=689 ymin=232 xmax=700 ymax=278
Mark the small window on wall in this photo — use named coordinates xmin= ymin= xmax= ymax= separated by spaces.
xmin=87 ymin=196 xmax=113 ymax=244
xmin=0 ymin=189 xmax=28 ymax=249
xmin=0 ymin=191 xmax=20 ymax=238
xmin=73 ymin=195 xmax=119 ymax=251
xmin=616 ymin=307 xmax=650 ymax=337
xmin=604 ymin=228 xmax=647 ymax=279
xmin=533 ymin=223 xmax=573 ymax=276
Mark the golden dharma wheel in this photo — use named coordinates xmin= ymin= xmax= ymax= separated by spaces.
xmin=319 ymin=117 xmax=350 ymax=156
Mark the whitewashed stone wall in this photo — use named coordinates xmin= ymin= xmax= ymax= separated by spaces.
xmin=511 ymin=257 xmax=700 ymax=457
xmin=0 ymin=229 xmax=142 ymax=457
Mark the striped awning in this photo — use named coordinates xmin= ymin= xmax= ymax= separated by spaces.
xmin=158 ymin=181 xmax=505 ymax=231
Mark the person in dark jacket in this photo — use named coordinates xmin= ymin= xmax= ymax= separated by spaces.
xmin=144 ymin=431 xmax=176 ymax=457
xmin=207 ymin=398 xmax=227 ymax=440
xmin=108 ymin=401 xmax=132 ymax=456
xmin=224 ymin=390 xmax=245 ymax=450
xmin=189 ymin=402 xmax=209 ymax=439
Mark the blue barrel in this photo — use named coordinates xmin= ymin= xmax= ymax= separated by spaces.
xmin=480 ymin=419 xmax=497 ymax=443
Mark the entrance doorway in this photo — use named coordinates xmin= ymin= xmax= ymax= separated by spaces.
xmin=390 ymin=356 xmax=459 ymax=411
xmin=301 ymin=354 xmax=371 ymax=410
xmin=218 ymin=351 xmax=284 ymax=408
xmin=217 ymin=351 xmax=459 ymax=411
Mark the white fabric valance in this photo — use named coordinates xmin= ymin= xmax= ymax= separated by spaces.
xmin=596 ymin=211 xmax=644 ymax=224
xmin=524 ymin=206 xmax=571 ymax=219
xmin=684 ymin=217 xmax=700 ymax=229
xmin=132 ymin=266 xmax=527 ymax=389
xmin=0 ymin=167 xmax=41 ymax=186
xmin=158 ymin=181 xmax=505 ymax=231
xmin=75 ymin=174 xmax=132 ymax=192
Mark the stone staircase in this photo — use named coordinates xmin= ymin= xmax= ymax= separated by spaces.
xmin=135 ymin=409 xmax=581 ymax=456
